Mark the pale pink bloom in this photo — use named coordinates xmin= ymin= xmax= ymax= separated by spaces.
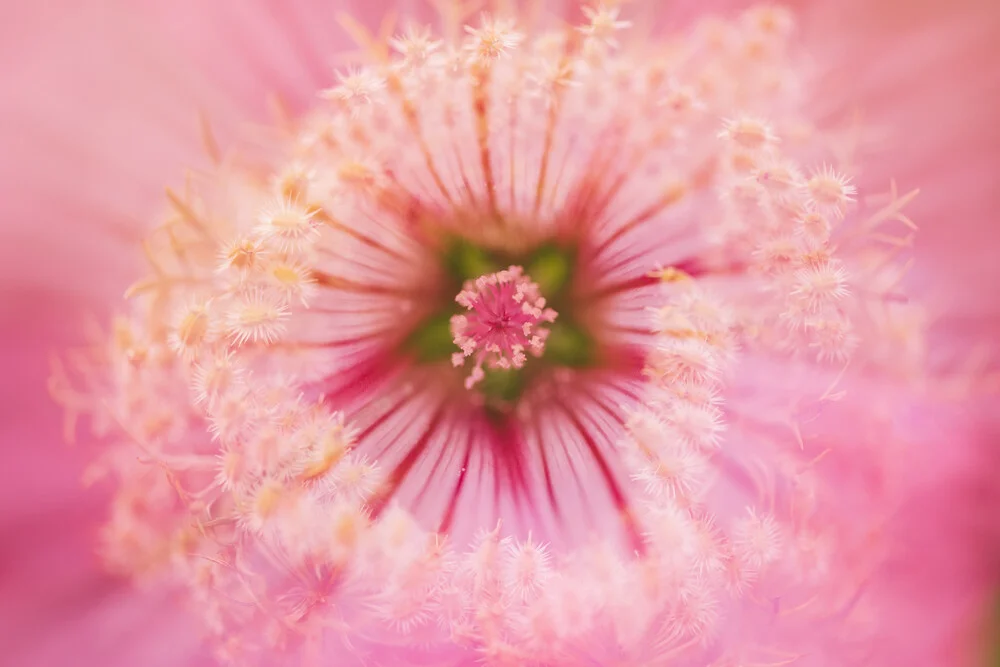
xmin=2 ymin=1 xmax=999 ymax=667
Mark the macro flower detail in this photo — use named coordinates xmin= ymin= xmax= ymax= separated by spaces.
xmin=451 ymin=266 xmax=557 ymax=389
xmin=48 ymin=3 xmax=934 ymax=666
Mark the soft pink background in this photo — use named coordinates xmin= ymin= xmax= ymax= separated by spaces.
xmin=1 ymin=1 xmax=997 ymax=665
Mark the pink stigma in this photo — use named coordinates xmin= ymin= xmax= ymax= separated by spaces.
xmin=450 ymin=266 xmax=557 ymax=389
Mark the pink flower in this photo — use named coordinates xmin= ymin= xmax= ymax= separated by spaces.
xmin=2 ymin=1 xmax=999 ymax=666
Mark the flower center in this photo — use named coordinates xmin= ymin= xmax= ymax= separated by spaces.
xmin=404 ymin=238 xmax=599 ymax=408
xmin=451 ymin=266 xmax=557 ymax=389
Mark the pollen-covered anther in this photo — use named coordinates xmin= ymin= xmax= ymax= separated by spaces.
xmin=753 ymin=157 xmax=803 ymax=197
xmin=248 ymin=480 xmax=286 ymax=532
xmin=191 ymin=352 xmax=244 ymax=407
xmin=168 ymin=299 xmax=215 ymax=357
xmin=218 ymin=236 xmax=267 ymax=276
xmin=753 ymin=236 xmax=802 ymax=275
xmin=642 ymin=501 xmax=697 ymax=555
xmin=335 ymin=157 xmax=386 ymax=195
xmin=527 ymin=60 xmax=579 ymax=104
xmin=389 ymin=25 xmax=442 ymax=68
xmin=226 ymin=288 xmax=289 ymax=346
xmin=731 ymin=508 xmax=782 ymax=569
xmin=647 ymin=337 xmax=724 ymax=387
xmin=797 ymin=211 xmax=832 ymax=246
xmin=328 ymin=501 xmax=369 ymax=565
xmin=630 ymin=442 xmax=710 ymax=503
xmin=255 ymin=200 xmax=319 ymax=255
xmin=578 ymin=4 xmax=633 ymax=47
xmin=805 ymin=313 xmax=859 ymax=363
xmin=502 ymin=535 xmax=552 ymax=602
xmin=463 ymin=14 xmax=524 ymax=63
xmin=276 ymin=163 xmax=316 ymax=202
xmin=207 ymin=387 xmax=253 ymax=443
xmin=320 ymin=67 xmax=386 ymax=115
xmin=463 ymin=520 xmax=510 ymax=596
xmin=805 ymin=165 xmax=857 ymax=218
xmin=300 ymin=421 xmax=355 ymax=481
xmin=668 ymin=582 xmax=719 ymax=640
xmin=451 ymin=266 xmax=557 ymax=390
xmin=789 ymin=260 xmax=850 ymax=312
xmin=266 ymin=260 xmax=315 ymax=306
xmin=216 ymin=447 xmax=249 ymax=493
xmin=667 ymin=400 xmax=726 ymax=450
xmin=719 ymin=116 xmax=779 ymax=151
xmin=331 ymin=455 xmax=383 ymax=501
